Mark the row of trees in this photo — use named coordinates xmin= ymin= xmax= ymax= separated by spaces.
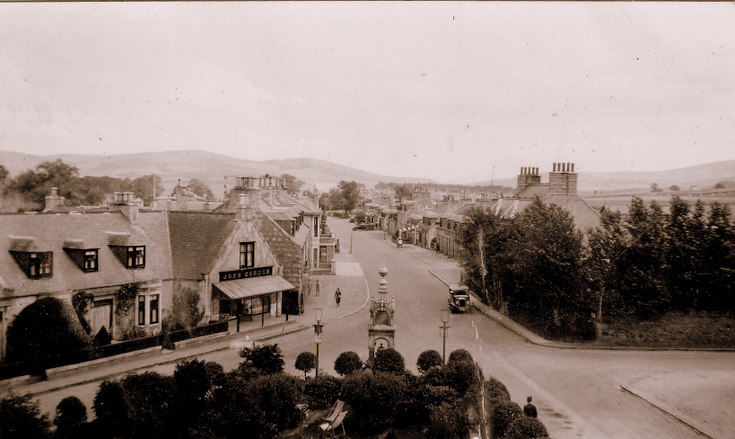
xmin=459 ymin=196 xmax=735 ymax=340
xmin=1 ymin=345 xmax=548 ymax=439
xmin=319 ymin=180 xmax=364 ymax=212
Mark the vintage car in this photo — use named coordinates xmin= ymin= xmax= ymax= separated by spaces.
xmin=448 ymin=284 xmax=472 ymax=313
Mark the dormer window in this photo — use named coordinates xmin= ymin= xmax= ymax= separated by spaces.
xmin=63 ymin=242 xmax=99 ymax=273
xmin=127 ymin=246 xmax=145 ymax=268
xmin=29 ymin=252 xmax=53 ymax=278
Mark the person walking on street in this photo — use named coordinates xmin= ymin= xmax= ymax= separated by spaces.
xmin=335 ymin=288 xmax=342 ymax=307
xmin=524 ymin=396 xmax=538 ymax=418
xmin=316 ymin=279 xmax=321 ymax=296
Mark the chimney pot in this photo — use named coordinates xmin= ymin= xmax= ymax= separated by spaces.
xmin=571 ymin=163 xmax=575 ymax=172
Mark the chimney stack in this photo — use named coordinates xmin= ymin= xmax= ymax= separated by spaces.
xmin=113 ymin=191 xmax=139 ymax=223
xmin=516 ymin=165 xmax=541 ymax=191
xmin=44 ymin=187 xmax=65 ymax=212
xmin=549 ymin=162 xmax=578 ymax=195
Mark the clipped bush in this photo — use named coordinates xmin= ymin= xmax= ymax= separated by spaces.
xmin=447 ymin=348 xmax=474 ymax=365
xmin=295 ymin=351 xmax=317 ymax=378
xmin=428 ymin=399 xmax=470 ymax=439
xmin=7 ymin=297 xmax=94 ymax=373
xmin=505 ymin=416 xmax=549 ymax=439
xmin=248 ymin=373 xmax=305 ymax=431
xmin=54 ymin=396 xmax=87 ymax=438
xmin=239 ymin=343 xmax=284 ymax=375
xmin=417 ymin=349 xmax=443 ymax=373
xmin=304 ymin=374 xmax=342 ymax=410
xmin=373 ymin=348 xmax=405 ymax=373
xmin=0 ymin=393 xmax=51 ymax=439
xmin=484 ymin=377 xmax=512 ymax=406
xmin=334 ymin=351 xmax=363 ymax=376
xmin=444 ymin=360 xmax=482 ymax=396
xmin=491 ymin=400 xmax=523 ymax=439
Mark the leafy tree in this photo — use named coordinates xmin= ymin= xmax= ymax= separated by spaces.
xmin=428 ymin=400 xmax=470 ymax=439
xmin=0 ymin=164 xmax=9 ymax=183
xmin=338 ymin=180 xmax=362 ymax=212
xmin=373 ymin=348 xmax=405 ymax=374
xmin=121 ymin=372 xmax=177 ymax=438
xmin=54 ymin=396 xmax=87 ymax=439
xmin=334 ymin=351 xmax=363 ymax=376
xmin=7 ymin=297 xmax=93 ymax=374
xmin=186 ymin=178 xmax=215 ymax=200
xmin=248 ymin=374 xmax=305 ymax=432
xmin=416 ymin=349 xmax=443 ymax=373
xmin=280 ymin=173 xmax=304 ymax=195
xmin=124 ymin=174 xmax=164 ymax=205
xmin=341 ymin=371 xmax=408 ymax=433
xmin=394 ymin=184 xmax=413 ymax=203
xmin=0 ymin=393 xmax=51 ymax=439
xmin=669 ymin=185 xmax=680 ymax=192
xmin=6 ymin=159 xmax=80 ymax=206
xmin=295 ymin=351 xmax=317 ymax=378
xmin=505 ymin=416 xmax=549 ymax=439
xmin=173 ymin=359 xmax=210 ymax=430
xmin=702 ymin=202 xmax=735 ymax=311
xmin=165 ymin=285 xmax=204 ymax=332
xmin=93 ymin=380 xmax=130 ymax=437
xmin=507 ymin=199 xmax=592 ymax=338
xmin=585 ymin=209 xmax=629 ymax=320
xmin=239 ymin=343 xmax=285 ymax=375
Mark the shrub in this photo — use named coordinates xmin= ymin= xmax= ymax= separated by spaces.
xmin=341 ymin=371 xmax=408 ymax=434
xmin=428 ymin=400 xmax=470 ymax=439
xmin=54 ymin=396 xmax=87 ymax=439
xmin=484 ymin=377 xmax=511 ymax=407
xmin=249 ymin=373 xmax=305 ymax=431
xmin=295 ymin=351 xmax=317 ymax=378
xmin=0 ymin=393 xmax=51 ymax=439
xmin=417 ymin=349 xmax=443 ymax=373
xmin=93 ymin=380 xmax=129 ymax=437
xmin=304 ymin=375 xmax=342 ymax=410
xmin=395 ymin=379 xmax=458 ymax=428
xmin=7 ymin=297 xmax=94 ymax=374
xmin=165 ymin=285 xmax=205 ymax=332
xmin=448 ymin=348 xmax=474 ymax=365
xmin=173 ymin=359 xmax=210 ymax=433
xmin=505 ymin=416 xmax=549 ymax=439
xmin=373 ymin=348 xmax=405 ymax=373
xmin=491 ymin=400 xmax=523 ymax=439
xmin=334 ymin=351 xmax=363 ymax=376
xmin=240 ymin=343 xmax=284 ymax=375
xmin=443 ymin=360 xmax=482 ymax=396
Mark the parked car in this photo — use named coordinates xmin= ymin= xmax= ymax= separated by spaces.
xmin=448 ymin=284 xmax=472 ymax=313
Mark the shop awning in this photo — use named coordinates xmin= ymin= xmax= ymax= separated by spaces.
xmin=213 ymin=275 xmax=296 ymax=300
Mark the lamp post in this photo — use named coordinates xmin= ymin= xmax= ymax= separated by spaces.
xmin=313 ymin=307 xmax=324 ymax=377
xmin=440 ymin=309 xmax=450 ymax=364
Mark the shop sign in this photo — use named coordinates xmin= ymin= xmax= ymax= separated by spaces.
xmin=219 ymin=266 xmax=273 ymax=282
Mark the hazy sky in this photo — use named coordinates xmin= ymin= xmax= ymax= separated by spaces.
xmin=1 ymin=2 xmax=734 ymax=183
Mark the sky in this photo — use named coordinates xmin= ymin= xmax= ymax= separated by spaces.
xmin=1 ymin=2 xmax=734 ymax=183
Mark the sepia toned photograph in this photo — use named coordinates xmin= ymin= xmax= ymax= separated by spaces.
xmin=0 ymin=2 xmax=734 ymax=438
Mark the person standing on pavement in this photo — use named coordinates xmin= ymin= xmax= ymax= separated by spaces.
xmin=524 ymin=396 xmax=538 ymax=418
xmin=316 ymin=279 xmax=320 ymax=296
xmin=335 ymin=288 xmax=341 ymax=307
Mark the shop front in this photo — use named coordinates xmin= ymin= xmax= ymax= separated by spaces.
xmin=212 ymin=266 xmax=295 ymax=328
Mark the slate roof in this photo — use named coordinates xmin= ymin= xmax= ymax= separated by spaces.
xmin=0 ymin=212 xmax=166 ymax=297
xmin=166 ymin=211 xmax=236 ymax=280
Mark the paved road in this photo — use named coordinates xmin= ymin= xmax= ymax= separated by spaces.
xmin=30 ymin=218 xmax=734 ymax=438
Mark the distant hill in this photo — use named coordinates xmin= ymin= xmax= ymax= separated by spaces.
xmin=0 ymin=150 xmax=425 ymax=195
xmin=474 ymin=160 xmax=735 ymax=193
xmin=2 ymin=150 xmax=733 ymax=195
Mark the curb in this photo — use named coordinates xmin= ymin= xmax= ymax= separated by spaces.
xmin=338 ymin=279 xmax=370 ymax=320
xmin=620 ymin=385 xmax=714 ymax=439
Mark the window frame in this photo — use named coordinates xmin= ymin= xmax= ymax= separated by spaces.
xmin=83 ymin=249 xmax=98 ymax=272
xmin=239 ymin=242 xmax=255 ymax=269
xmin=28 ymin=252 xmax=53 ymax=279
xmin=137 ymin=295 xmax=146 ymax=326
xmin=149 ymin=294 xmax=159 ymax=324
xmin=126 ymin=246 xmax=145 ymax=269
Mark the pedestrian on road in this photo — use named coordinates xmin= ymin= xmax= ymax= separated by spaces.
xmin=335 ymin=288 xmax=342 ymax=307
xmin=524 ymin=396 xmax=538 ymax=418
xmin=316 ymin=279 xmax=321 ymax=296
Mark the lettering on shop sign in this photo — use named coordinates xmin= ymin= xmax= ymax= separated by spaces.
xmin=219 ymin=266 xmax=273 ymax=282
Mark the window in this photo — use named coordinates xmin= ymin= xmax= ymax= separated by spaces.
xmin=314 ymin=217 xmax=319 ymax=237
xmin=239 ymin=242 xmax=254 ymax=268
xmin=149 ymin=295 xmax=159 ymax=324
xmin=29 ymin=252 xmax=52 ymax=279
xmin=126 ymin=246 xmax=145 ymax=268
xmin=137 ymin=295 xmax=146 ymax=325
xmin=83 ymin=250 xmax=98 ymax=272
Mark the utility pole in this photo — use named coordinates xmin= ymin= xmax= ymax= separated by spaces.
xmin=440 ymin=309 xmax=450 ymax=364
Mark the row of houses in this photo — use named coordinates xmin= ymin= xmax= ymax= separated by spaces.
xmin=0 ymin=176 xmax=335 ymax=362
xmin=374 ymin=162 xmax=601 ymax=259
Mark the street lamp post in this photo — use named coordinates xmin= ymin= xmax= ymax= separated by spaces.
xmin=313 ymin=307 xmax=324 ymax=377
xmin=440 ymin=309 xmax=450 ymax=364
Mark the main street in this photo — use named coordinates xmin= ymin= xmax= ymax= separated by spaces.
xmin=33 ymin=217 xmax=733 ymax=438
